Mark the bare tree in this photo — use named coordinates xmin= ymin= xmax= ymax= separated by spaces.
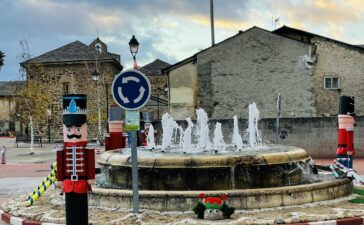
xmin=15 ymin=39 xmax=51 ymax=154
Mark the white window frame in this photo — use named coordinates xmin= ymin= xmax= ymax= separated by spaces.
xmin=324 ymin=77 xmax=340 ymax=90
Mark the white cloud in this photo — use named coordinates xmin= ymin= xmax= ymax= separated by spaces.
xmin=1 ymin=0 xmax=364 ymax=81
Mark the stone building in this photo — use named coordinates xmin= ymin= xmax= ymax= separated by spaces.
xmin=139 ymin=59 xmax=170 ymax=120
xmin=274 ymin=26 xmax=364 ymax=116
xmin=20 ymin=38 xmax=123 ymax=139
xmin=164 ymin=27 xmax=317 ymax=120
xmin=0 ymin=81 xmax=25 ymax=136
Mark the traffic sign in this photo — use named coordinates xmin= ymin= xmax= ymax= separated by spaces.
xmin=112 ymin=69 xmax=151 ymax=110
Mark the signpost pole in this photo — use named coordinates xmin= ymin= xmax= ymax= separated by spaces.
xmin=130 ymin=130 xmax=139 ymax=213
xmin=111 ymin=69 xmax=151 ymax=214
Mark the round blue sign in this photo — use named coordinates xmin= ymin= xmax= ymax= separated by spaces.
xmin=112 ymin=69 xmax=151 ymax=110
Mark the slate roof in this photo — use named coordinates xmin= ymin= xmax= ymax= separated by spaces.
xmin=0 ymin=81 xmax=25 ymax=97
xmin=140 ymin=59 xmax=170 ymax=76
xmin=21 ymin=39 xmax=122 ymax=69
xmin=274 ymin=26 xmax=364 ymax=53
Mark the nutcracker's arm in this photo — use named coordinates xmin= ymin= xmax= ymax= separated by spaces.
xmin=86 ymin=145 xmax=95 ymax=180
xmin=55 ymin=144 xmax=65 ymax=181
xmin=346 ymin=127 xmax=354 ymax=154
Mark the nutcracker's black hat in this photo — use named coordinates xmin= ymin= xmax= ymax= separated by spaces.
xmin=63 ymin=94 xmax=87 ymax=126
xmin=339 ymin=96 xmax=355 ymax=116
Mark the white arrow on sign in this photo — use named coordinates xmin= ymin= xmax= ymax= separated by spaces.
xmin=122 ymin=76 xmax=140 ymax=84
xmin=118 ymin=87 xmax=130 ymax=103
xmin=134 ymin=86 xmax=146 ymax=104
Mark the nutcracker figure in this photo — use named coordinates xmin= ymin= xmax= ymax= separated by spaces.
xmin=57 ymin=94 xmax=95 ymax=225
xmin=336 ymin=96 xmax=355 ymax=169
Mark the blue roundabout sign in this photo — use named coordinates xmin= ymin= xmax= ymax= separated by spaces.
xmin=112 ymin=69 xmax=151 ymax=110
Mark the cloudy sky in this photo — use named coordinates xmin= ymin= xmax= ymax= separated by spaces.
xmin=0 ymin=0 xmax=363 ymax=81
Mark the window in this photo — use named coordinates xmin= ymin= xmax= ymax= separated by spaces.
xmin=63 ymin=82 xmax=70 ymax=94
xmin=324 ymin=77 xmax=340 ymax=89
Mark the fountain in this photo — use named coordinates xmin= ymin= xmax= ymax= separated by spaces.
xmin=232 ymin=115 xmax=243 ymax=150
xmin=93 ymin=103 xmax=352 ymax=211
xmin=146 ymin=124 xmax=156 ymax=149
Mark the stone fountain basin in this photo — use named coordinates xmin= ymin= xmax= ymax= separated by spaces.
xmin=98 ymin=145 xmax=313 ymax=190
xmin=89 ymin=179 xmax=353 ymax=211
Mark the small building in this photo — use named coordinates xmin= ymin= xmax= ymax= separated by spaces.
xmin=274 ymin=26 xmax=364 ymax=116
xmin=0 ymin=81 xmax=25 ymax=136
xmin=20 ymin=38 xmax=123 ymax=139
xmin=164 ymin=27 xmax=316 ymax=120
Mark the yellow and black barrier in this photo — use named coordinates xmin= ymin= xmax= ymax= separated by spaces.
xmin=26 ymin=162 xmax=57 ymax=207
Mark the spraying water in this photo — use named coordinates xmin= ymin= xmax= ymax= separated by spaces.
xmin=161 ymin=113 xmax=177 ymax=150
xmin=146 ymin=124 xmax=156 ymax=149
xmin=232 ymin=115 xmax=243 ymax=150
xmin=196 ymin=109 xmax=211 ymax=151
xmin=213 ymin=122 xmax=225 ymax=152
xmin=158 ymin=105 xmax=263 ymax=152
xmin=182 ymin=117 xmax=194 ymax=153
xmin=178 ymin=125 xmax=184 ymax=150
xmin=248 ymin=102 xmax=262 ymax=148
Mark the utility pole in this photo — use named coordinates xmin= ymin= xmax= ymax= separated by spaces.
xmin=210 ymin=0 xmax=215 ymax=46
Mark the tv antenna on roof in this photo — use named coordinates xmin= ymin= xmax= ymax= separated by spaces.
xmin=273 ymin=16 xmax=280 ymax=29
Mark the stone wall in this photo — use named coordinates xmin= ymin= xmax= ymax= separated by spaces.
xmin=151 ymin=116 xmax=364 ymax=158
xmin=140 ymin=75 xmax=168 ymax=120
xmin=0 ymin=96 xmax=14 ymax=121
xmin=26 ymin=61 xmax=122 ymax=139
xmin=168 ymin=60 xmax=198 ymax=120
xmin=311 ymin=39 xmax=364 ymax=116
xmin=0 ymin=96 xmax=17 ymax=135
xmin=196 ymin=27 xmax=317 ymax=119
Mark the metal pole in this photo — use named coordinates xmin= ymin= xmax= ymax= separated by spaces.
xmin=157 ymin=93 xmax=160 ymax=120
xmin=276 ymin=93 xmax=281 ymax=144
xmin=106 ymin=83 xmax=109 ymax=133
xmin=210 ymin=0 xmax=215 ymax=46
xmin=131 ymin=130 xmax=139 ymax=213
xmin=97 ymin=80 xmax=102 ymax=138
xmin=48 ymin=118 xmax=50 ymax=143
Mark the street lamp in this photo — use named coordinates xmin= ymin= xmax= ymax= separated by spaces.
xmin=91 ymin=69 xmax=102 ymax=138
xmin=129 ymin=35 xmax=139 ymax=69
xmin=91 ymin=69 xmax=110 ymax=134
xmin=128 ymin=35 xmax=141 ymax=214
xmin=91 ymin=69 xmax=100 ymax=81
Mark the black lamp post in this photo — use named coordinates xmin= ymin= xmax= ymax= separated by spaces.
xmin=128 ymin=35 xmax=141 ymax=214
xmin=129 ymin=35 xmax=139 ymax=69
xmin=91 ymin=69 xmax=109 ymax=134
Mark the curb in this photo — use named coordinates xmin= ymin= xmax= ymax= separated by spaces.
xmin=0 ymin=210 xmax=64 ymax=225
xmin=285 ymin=216 xmax=364 ymax=225
xmin=1 ymin=210 xmax=363 ymax=225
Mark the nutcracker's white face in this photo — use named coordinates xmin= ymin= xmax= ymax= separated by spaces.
xmin=63 ymin=123 xmax=87 ymax=143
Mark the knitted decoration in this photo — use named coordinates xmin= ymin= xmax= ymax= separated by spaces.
xmin=193 ymin=193 xmax=235 ymax=220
